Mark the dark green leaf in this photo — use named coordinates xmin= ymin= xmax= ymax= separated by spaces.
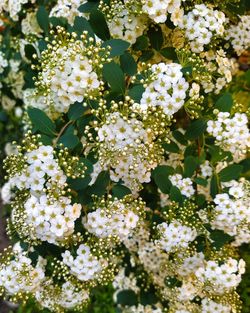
xmin=184 ymin=156 xmax=198 ymax=177
xmin=185 ymin=119 xmax=207 ymax=140
xmin=218 ymin=164 xmax=243 ymax=182
xmin=163 ymin=140 xmax=180 ymax=153
xmin=210 ymin=229 xmax=233 ymax=249
xmin=24 ymin=44 xmax=37 ymax=60
xmin=103 ymin=61 xmax=125 ymax=94
xmin=87 ymin=171 xmax=110 ymax=196
xmin=133 ymin=35 xmax=149 ymax=51
xmin=67 ymin=176 xmax=91 ymax=190
xmin=165 ymin=276 xmax=182 ymax=288
xmin=172 ymin=130 xmax=188 ymax=145
xmin=73 ymin=16 xmax=95 ymax=38
xmin=169 ymin=186 xmax=183 ymax=203
xmin=68 ymin=102 xmax=85 ymax=120
xmin=117 ymin=290 xmax=138 ymax=306
xmin=37 ymin=6 xmax=49 ymax=34
xmin=152 ymin=165 xmax=174 ymax=194
xmin=78 ymin=2 xmax=99 ymax=13
xmin=194 ymin=177 xmax=208 ymax=187
xmin=112 ymin=185 xmax=131 ymax=198
xmin=160 ymin=47 xmax=177 ymax=60
xmin=139 ymin=50 xmax=154 ymax=62
xmin=210 ymin=174 xmax=219 ymax=198
xmin=58 ymin=133 xmax=80 ymax=149
xmin=39 ymin=134 xmax=53 ymax=145
xmin=28 ymin=107 xmax=56 ymax=137
xmin=147 ymin=25 xmax=163 ymax=51
xmin=89 ymin=9 xmax=110 ymax=41
xmin=120 ymin=52 xmax=137 ymax=76
xmin=128 ymin=84 xmax=145 ymax=102
xmin=215 ymin=92 xmax=233 ymax=112
xmin=102 ymin=39 xmax=130 ymax=57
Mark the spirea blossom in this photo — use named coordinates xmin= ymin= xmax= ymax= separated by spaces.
xmin=156 ymin=220 xmax=197 ymax=252
xmin=207 ymin=112 xmax=250 ymax=161
xmin=226 ymin=15 xmax=250 ymax=56
xmin=140 ymin=63 xmax=189 ymax=116
xmin=178 ymin=4 xmax=226 ymax=52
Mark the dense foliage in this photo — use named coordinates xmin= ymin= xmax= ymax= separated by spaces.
xmin=0 ymin=1 xmax=250 ymax=313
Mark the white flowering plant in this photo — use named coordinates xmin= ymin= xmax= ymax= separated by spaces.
xmin=0 ymin=1 xmax=250 ymax=313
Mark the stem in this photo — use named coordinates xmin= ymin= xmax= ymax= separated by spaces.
xmin=54 ymin=120 xmax=74 ymax=146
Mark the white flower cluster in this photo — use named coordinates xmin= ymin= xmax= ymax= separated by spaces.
xmin=211 ymin=182 xmax=250 ymax=238
xmin=24 ymin=194 xmax=81 ymax=244
xmin=35 ymin=281 xmax=89 ymax=310
xmin=0 ymin=0 xmax=32 ymax=22
xmin=95 ymin=112 xmax=157 ymax=191
xmin=226 ymin=15 xmax=250 ymax=56
xmin=0 ymin=247 xmax=45 ymax=295
xmin=140 ymin=63 xmax=189 ymax=116
xmin=83 ymin=201 xmax=139 ymax=239
xmin=62 ymin=244 xmax=102 ymax=281
xmin=42 ymin=44 xmax=101 ymax=114
xmin=207 ymin=112 xmax=250 ymax=161
xmin=200 ymin=161 xmax=212 ymax=178
xmin=5 ymin=145 xmax=82 ymax=244
xmin=21 ymin=11 xmax=41 ymax=35
xmin=50 ymin=0 xmax=87 ymax=26
xmin=107 ymin=4 xmax=147 ymax=44
xmin=124 ymin=304 xmax=162 ymax=313
xmin=178 ymin=4 xmax=226 ymax=53
xmin=169 ymin=174 xmax=195 ymax=197
xmin=0 ymin=51 xmax=8 ymax=74
xmin=10 ymin=145 xmax=67 ymax=193
xmin=156 ymin=220 xmax=197 ymax=252
xmin=141 ymin=0 xmax=183 ymax=24
xmin=201 ymin=49 xmax=236 ymax=94
xmin=195 ymin=258 xmax=245 ymax=294
xmin=176 ymin=252 xmax=205 ymax=277
xmin=201 ymin=298 xmax=231 ymax=313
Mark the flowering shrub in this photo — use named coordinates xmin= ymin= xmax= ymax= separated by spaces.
xmin=0 ymin=1 xmax=250 ymax=313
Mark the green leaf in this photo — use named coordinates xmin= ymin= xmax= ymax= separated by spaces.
xmin=133 ymin=35 xmax=149 ymax=51
xmin=162 ymin=140 xmax=180 ymax=153
xmin=78 ymin=2 xmax=99 ymax=13
xmin=68 ymin=102 xmax=85 ymax=120
xmin=194 ymin=177 xmax=208 ymax=187
xmin=128 ymin=84 xmax=145 ymax=102
xmin=103 ymin=61 xmax=125 ymax=94
xmin=218 ymin=164 xmax=243 ymax=182
xmin=39 ymin=134 xmax=53 ymax=145
xmin=117 ymin=290 xmax=138 ymax=306
xmin=112 ymin=185 xmax=131 ymax=198
xmin=210 ymin=174 xmax=219 ymax=198
xmin=58 ymin=133 xmax=80 ymax=149
xmin=87 ymin=171 xmax=110 ymax=196
xmin=181 ymin=66 xmax=192 ymax=75
xmin=147 ymin=25 xmax=163 ymax=51
xmin=210 ymin=229 xmax=233 ymax=249
xmin=89 ymin=9 xmax=110 ymax=41
xmin=28 ymin=107 xmax=56 ymax=137
xmin=139 ymin=50 xmax=154 ymax=62
xmin=67 ymin=176 xmax=91 ymax=190
xmin=184 ymin=156 xmax=198 ymax=177
xmin=208 ymin=145 xmax=233 ymax=164
xmin=73 ymin=16 xmax=95 ymax=38
xmin=24 ymin=44 xmax=37 ymax=60
xmin=172 ymin=130 xmax=188 ymax=145
xmin=102 ymin=39 xmax=130 ymax=57
xmin=152 ymin=165 xmax=174 ymax=194
xmin=185 ymin=119 xmax=207 ymax=140
xmin=160 ymin=47 xmax=177 ymax=60
xmin=169 ymin=186 xmax=183 ymax=203
xmin=37 ymin=6 xmax=49 ymax=34
xmin=120 ymin=52 xmax=137 ymax=76
xmin=215 ymin=92 xmax=233 ymax=112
